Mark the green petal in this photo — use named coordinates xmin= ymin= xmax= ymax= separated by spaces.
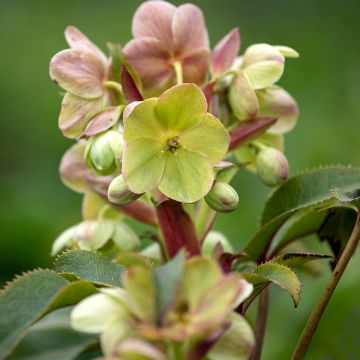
xmin=181 ymin=257 xmax=222 ymax=310
xmin=124 ymin=98 xmax=164 ymax=142
xmin=158 ymin=149 xmax=214 ymax=203
xmin=180 ymin=113 xmax=230 ymax=163
xmin=123 ymin=138 xmax=166 ymax=194
xmin=155 ymin=83 xmax=207 ymax=132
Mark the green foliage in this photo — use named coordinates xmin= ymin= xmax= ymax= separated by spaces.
xmin=242 ymin=262 xmax=301 ymax=306
xmin=271 ymin=253 xmax=332 ymax=268
xmin=245 ymin=166 xmax=360 ymax=260
xmin=153 ymin=251 xmax=185 ymax=322
xmin=0 ymin=270 xmax=96 ymax=358
xmin=54 ymin=250 xmax=125 ymax=288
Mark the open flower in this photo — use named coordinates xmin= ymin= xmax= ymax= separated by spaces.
xmin=122 ymin=83 xmax=230 ymax=203
xmin=124 ymin=1 xmax=210 ymax=93
xmin=50 ymin=26 xmax=111 ymax=138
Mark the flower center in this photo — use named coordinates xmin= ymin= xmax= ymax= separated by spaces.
xmin=164 ymin=136 xmax=182 ymax=154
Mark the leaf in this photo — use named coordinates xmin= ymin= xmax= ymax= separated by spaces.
xmin=153 ymin=251 xmax=185 ymax=323
xmin=121 ymin=65 xmax=143 ymax=102
xmin=228 ymin=117 xmax=277 ymax=151
xmin=0 ymin=270 xmax=96 ymax=358
xmin=271 ymin=253 xmax=332 ymax=268
xmin=55 ymin=250 xmax=125 ymax=287
xmin=245 ymin=166 xmax=360 ymax=260
xmin=156 ymin=200 xmax=201 ymax=258
xmin=241 ymin=262 xmax=301 ymax=307
xmin=9 ymin=308 xmax=98 ymax=360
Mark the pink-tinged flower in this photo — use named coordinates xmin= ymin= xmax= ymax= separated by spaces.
xmin=124 ymin=1 xmax=210 ymax=93
xmin=50 ymin=26 xmax=112 ymax=138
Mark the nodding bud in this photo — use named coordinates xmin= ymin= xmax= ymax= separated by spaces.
xmin=87 ymin=130 xmax=124 ymax=175
xmin=205 ymin=181 xmax=239 ymax=213
xmin=108 ymin=175 xmax=142 ymax=205
xmin=202 ymin=230 xmax=234 ymax=257
xmin=256 ymin=146 xmax=289 ymax=186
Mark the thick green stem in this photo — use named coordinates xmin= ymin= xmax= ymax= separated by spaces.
xmin=291 ymin=212 xmax=360 ymax=360
xmin=104 ymin=80 xmax=123 ymax=95
xmin=250 ymin=287 xmax=270 ymax=360
xmin=173 ymin=61 xmax=183 ymax=85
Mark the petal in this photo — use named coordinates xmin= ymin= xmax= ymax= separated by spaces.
xmin=242 ymin=44 xmax=285 ymax=89
xmin=123 ymin=265 xmax=157 ymax=323
xmin=64 ymin=26 xmax=108 ymax=65
xmin=81 ymin=106 xmax=122 ymax=137
xmin=114 ymin=339 xmax=167 ymax=360
xmin=155 ymin=83 xmax=207 ymax=132
xmin=212 ymin=28 xmax=240 ymax=76
xmin=123 ymin=138 xmax=166 ymax=194
xmin=59 ymin=92 xmax=105 ymax=139
xmin=51 ymin=224 xmax=78 ymax=256
xmin=158 ymin=149 xmax=214 ymax=203
xmin=180 ymin=113 xmax=230 ymax=164
xmin=228 ymin=71 xmax=259 ymax=121
xmin=123 ymin=101 xmax=142 ymax=122
xmin=208 ymin=312 xmax=255 ymax=360
xmin=101 ymin=320 xmax=132 ymax=356
xmin=257 ymin=86 xmax=299 ymax=134
xmin=123 ymin=98 xmax=164 ymax=141
xmin=181 ymin=257 xmax=223 ymax=310
xmin=50 ymin=49 xmax=106 ymax=99
xmin=132 ymin=0 xmax=176 ymax=49
xmin=173 ymin=4 xmax=209 ymax=55
xmin=123 ymin=37 xmax=172 ymax=90
xmin=70 ymin=292 xmax=126 ymax=333
xmin=182 ymin=47 xmax=210 ymax=85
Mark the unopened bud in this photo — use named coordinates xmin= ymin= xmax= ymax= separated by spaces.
xmin=88 ymin=130 xmax=124 ymax=175
xmin=108 ymin=175 xmax=142 ymax=205
xmin=205 ymin=181 xmax=239 ymax=213
xmin=202 ymin=231 xmax=234 ymax=257
xmin=256 ymin=147 xmax=288 ymax=186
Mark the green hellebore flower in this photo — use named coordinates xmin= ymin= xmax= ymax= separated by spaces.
xmin=108 ymin=174 xmax=142 ymax=205
xmin=122 ymin=83 xmax=230 ymax=203
xmin=202 ymin=230 xmax=234 ymax=257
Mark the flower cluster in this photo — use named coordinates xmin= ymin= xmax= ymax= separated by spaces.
xmin=49 ymin=1 xmax=299 ymax=358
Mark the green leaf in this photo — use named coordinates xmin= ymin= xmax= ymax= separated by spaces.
xmin=241 ymin=262 xmax=301 ymax=306
xmin=9 ymin=308 xmax=98 ymax=360
xmin=245 ymin=166 xmax=360 ymax=260
xmin=153 ymin=251 xmax=185 ymax=322
xmin=0 ymin=270 xmax=97 ymax=358
xmin=271 ymin=253 xmax=332 ymax=268
xmin=55 ymin=250 xmax=125 ymax=288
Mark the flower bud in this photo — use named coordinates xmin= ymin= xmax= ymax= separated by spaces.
xmin=202 ymin=231 xmax=234 ymax=257
xmin=255 ymin=146 xmax=289 ymax=186
xmin=88 ymin=130 xmax=124 ymax=175
xmin=108 ymin=175 xmax=142 ymax=205
xmin=205 ymin=181 xmax=239 ymax=213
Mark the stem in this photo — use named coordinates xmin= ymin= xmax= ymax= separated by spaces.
xmin=250 ymin=287 xmax=270 ymax=360
xmin=291 ymin=212 xmax=360 ymax=360
xmin=104 ymin=80 xmax=123 ymax=95
xmin=173 ymin=61 xmax=183 ymax=85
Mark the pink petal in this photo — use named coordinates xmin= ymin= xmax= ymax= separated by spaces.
xmin=123 ymin=101 xmax=142 ymax=123
xmin=182 ymin=47 xmax=210 ymax=85
xmin=123 ymin=37 xmax=172 ymax=90
xmin=50 ymin=49 xmax=106 ymax=99
xmin=132 ymin=0 xmax=176 ymax=50
xmin=212 ymin=28 xmax=240 ymax=76
xmin=64 ymin=26 xmax=107 ymax=65
xmin=172 ymin=4 xmax=209 ymax=56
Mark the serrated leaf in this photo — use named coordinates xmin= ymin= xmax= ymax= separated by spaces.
xmin=9 ymin=308 xmax=98 ymax=360
xmin=153 ymin=251 xmax=185 ymax=323
xmin=271 ymin=253 xmax=332 ymax=268
xmin=0 ymin=271 xmax=96 ymax=358
xmin=245 ymin=166 xmax=360 ymax=260
xmin=55 ymin=250 xmax=125 ymax=288
xmin=241 ymin=262 xmax=301 ymax=306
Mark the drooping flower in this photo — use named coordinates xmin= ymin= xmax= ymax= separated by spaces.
xmin=124 ymin=1 xmax=210 ymax=94
xmin=122 ymin=83 xmax=230 ymax=203
xmin=50 ymin=26 xmax=113 ymax=138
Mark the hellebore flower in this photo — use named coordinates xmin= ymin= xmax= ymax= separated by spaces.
xmin=124 ymin=1 xmax=210 ymax=93
xmin=50 ymin=26 xmax=113 ymax=138
xmin=122 ymin=83 xmax=230 ymax=203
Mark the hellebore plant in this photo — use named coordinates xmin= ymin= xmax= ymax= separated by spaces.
xmin=1 ymin=2 xmax=360 ymax=360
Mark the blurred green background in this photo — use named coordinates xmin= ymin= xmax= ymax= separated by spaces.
xmin=0 ymin=0 xmax=359 ymax=358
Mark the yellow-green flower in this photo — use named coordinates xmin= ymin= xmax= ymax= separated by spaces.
xmin=122 ymin=83 xmax=230 ymax=203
